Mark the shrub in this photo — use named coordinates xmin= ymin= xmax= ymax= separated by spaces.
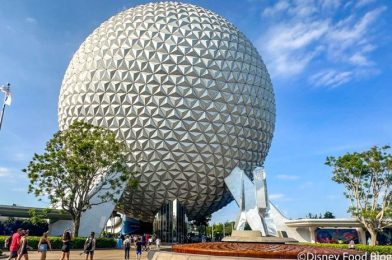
xmin=0 ymin=236 xmax=116 ymax=250
xmin=95 ymin=238 xmax=117 ymax=248
xmin=299 ymin=242 xmax=392 ymax=254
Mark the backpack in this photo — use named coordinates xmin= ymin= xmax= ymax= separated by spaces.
xmin=124 ymin=239 xmax=130 ymax=249
xmin=4 ymin=235 xmax=12 ymax=249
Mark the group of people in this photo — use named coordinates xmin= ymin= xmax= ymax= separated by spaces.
xmin=54 ymin=230 xmax=96 ymax=260
xmin=121 ymin=234 xmax=161 ymax=260
xmin=5 ymin=228 xmax=51 ymax=260
xmin=4 ymin=229 xmax=95 ymax=260
xmin=4 ymin=228 xmax=161 ymax=260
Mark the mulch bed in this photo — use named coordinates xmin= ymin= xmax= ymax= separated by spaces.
xmin=172 ymin=242 xmax=366 ymax=259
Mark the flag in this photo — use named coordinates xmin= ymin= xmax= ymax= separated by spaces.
xmin=0 ymin=85 xmax=11 ymax=106
xmin=4 ymin=91 xmax=11 ymax=106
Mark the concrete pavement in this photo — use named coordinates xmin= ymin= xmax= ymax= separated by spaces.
xmin=1 ymin=248 xmax=168 ymax=260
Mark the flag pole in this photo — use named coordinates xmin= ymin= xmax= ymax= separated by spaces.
xmin=0 ymin=83 xmax=11 ymax=132
xmin=0 ymin=102 xmax=6 ymax=131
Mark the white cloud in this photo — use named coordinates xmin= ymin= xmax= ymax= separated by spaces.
xmin=300 ymin=181 xmax=314 ymax=189
xmin=269 ymin=193 xmax=285 ymax=200
xmin=11 ymin=187 xmax=27 ymax=192
xmin=355 ymin=0 xmax=376 ymax=8
xmin=0 ymin=167 xmax=12 ymax=177
xmin=258 ymin=0 xmax=386 ymax=87
xmin=325 ymin=6 xmax=386 ymax=64
xmin=13 ymin=152 xmax=29 ymax=162
xmin=269 ymin=193 xmax=294 ymax=202
xmin=25 ymin=17 xmax=36 ymax=24
xmin=309 ymin=70 xmax=353 ymax=88
xmin=348 ymin=53 xmax=372 ymax=66
xmin=261 ymin=21 xmax=328 ymax=76
xmin=0 ymin=167 xmax=25 ymax=181
xmin=320 ymin=0 xmax=341 ymax=10
xmin=276 ymin=174 xmax=300 ymax=180
xmin=262 ymin=1 xmax=290 ymax=17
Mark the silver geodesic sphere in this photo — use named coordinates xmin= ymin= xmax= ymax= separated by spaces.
xmin=58 ymin=2 xmax=275 ymax=221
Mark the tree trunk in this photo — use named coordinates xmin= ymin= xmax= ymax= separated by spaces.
xmin=368 ymin=229 xmax=378 ymax=246
xmin=73 ymin=214 xmax=81 ymax=237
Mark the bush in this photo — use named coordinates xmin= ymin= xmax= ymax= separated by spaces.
xmin=299 ymin=242 xmax=392 ymax=254
xmin=95 ymin=238 xmax=117 ymax=248
xmin=0 ymin=236 xmax=116 ymax=250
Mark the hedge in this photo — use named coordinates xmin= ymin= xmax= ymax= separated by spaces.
xmin=0 ymin=236 xmax=116 ymax=250
xmin=299 ymin=242 xmax=392 ymax=254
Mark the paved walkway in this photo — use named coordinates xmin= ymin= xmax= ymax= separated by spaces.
xmin=1 ymin=248 xmax=167 ymax=260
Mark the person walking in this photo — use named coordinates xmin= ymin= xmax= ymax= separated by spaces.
xmin=147 ymin=236 xmax=153 ymax=251
xmin=37 ymin=232 xmax=52 ymax=260
xmin=123 ymin=235 xmax=131 ymax=260
xmin=135 ymin=237 xmax=143 ymax=260
xmin=17 ymin=230 xmax=33 ymax=260
xmin=83 ymin=232 xmax=96 ymax=260
xmin=59 ymin=230 xmax=72 ymax=260
xmin=7 ymin=228 xmax=23 ymax=260
xmin=155 ymin=237 xmax=161 ymax=250
xmin=116 ymin=234 xmax=123 ymax=249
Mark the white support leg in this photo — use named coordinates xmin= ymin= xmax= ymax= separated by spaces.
xmin=246 ymin=207 xmax=267 ymax=236
xmin=50 ymin=173 xmax=128 ymax=237
xmin=235 ymin=211 xmax=247 ymax=230
xmin=309 ymin=227 xmax=316 ymax=243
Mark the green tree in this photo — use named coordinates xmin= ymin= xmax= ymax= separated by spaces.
xmin=213 ymin=223 xmax=223 ymax=234
xmin=209 ymin=223 xmax=224 ymax=240
xmin=326 ymin=145 xmax=392 ymax=245
xmin=223 ymin=221 xmax=234 ymax=236
xmin=323 ymin=211 xmax=335 ymax=219
xmin=306 ymin=211 xmax=335 ymax=219
xmin=207 ymin=221 xmax=235 ymax=239
xmin=23 ymin=121 xmax=135 ymax=236
xmin=193 ymin=215 xmax=211 ymax=235
xmin=28 ymin=208 xmax=49 ymax=225
xmin=306 ymin=213 xmax=319 ymax=219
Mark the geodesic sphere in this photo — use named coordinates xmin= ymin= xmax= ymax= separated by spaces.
xmin=58 ymin=2 xmax=275 ymax=221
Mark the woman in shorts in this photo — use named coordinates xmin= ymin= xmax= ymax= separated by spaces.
xmin=37 ymin=232 xmax=52 ymax=260
xmin=17 ymin=230 xmax=33 ymax=260
xmin=83 ymin=232 xmax=96 ymax=260
xmin=60 ymin=230 xmax=72 ymax=260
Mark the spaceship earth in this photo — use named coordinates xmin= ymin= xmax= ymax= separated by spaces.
xmin=58 ymin=2 xmax=276 ymax=221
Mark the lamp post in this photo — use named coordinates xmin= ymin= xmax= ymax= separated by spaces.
xmin=0 ymin=83 xmax=12 ymax=131
xmin=212 ymin=224 xmax=214 ymax=241
xmin=223 ymin=222 xmax=225 ymax=237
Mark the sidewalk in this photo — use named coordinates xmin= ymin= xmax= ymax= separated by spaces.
xmin=1 ymin=247 xmax=169 ymax=260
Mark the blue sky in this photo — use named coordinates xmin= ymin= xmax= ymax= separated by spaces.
xmin=0 ymin=0 xmax=391 ymax=224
